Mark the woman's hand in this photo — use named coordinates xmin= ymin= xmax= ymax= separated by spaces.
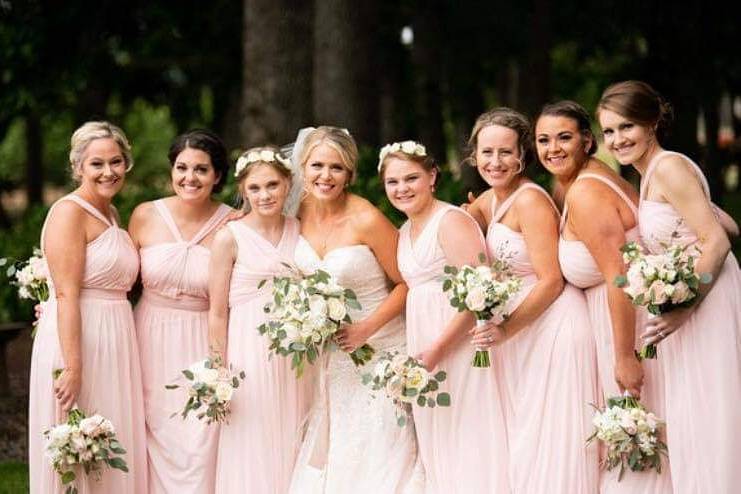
xmin=469 ymin=320 xmax=507 ymax=348
xmin=415 ymin=348 xmax=441 ymax=372
xmin=54 ymin=367 xmax=81 ymax=412
xmin=334 ymin=321 xmax=372 ymax=353
xmin=641 ymin=307 xmax=693 ymax=346
xmin=34 ymin=303 xmax=43 ymax=322
xmin=614 ymin=354 xmax=643 ymax=399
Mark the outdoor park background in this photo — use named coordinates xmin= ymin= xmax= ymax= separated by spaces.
xmin=1 ymin=1 xmax=740 ymax=491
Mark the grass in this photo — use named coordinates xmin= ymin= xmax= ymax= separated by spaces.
xmin=0 ymin=462 xmax=28 ymax=494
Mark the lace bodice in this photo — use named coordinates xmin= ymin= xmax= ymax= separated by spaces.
xmin=294 ymin=237 xmax=404 ymax=347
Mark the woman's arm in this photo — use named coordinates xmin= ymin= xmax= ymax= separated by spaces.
xmin=642 ymin=155 xmax=731 ymax=342
xmin=417 ymin=210 xmax=484 ymax=370
xmin=44 ymin=201 xmax=87 ymax=411
xmin=495 ymin=189 xmax=564 ymax=336
xmin=336 ymin=206 xmax=408 ymax=351
xmin=570 ymin=181 xmax=643 ymax=397
xmin=207 ymin=227 xmax=237 ymax=362
xmin=127 ymin=202 xmax=152 ymax=249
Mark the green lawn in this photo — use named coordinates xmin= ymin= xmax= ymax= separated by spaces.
xmin=0 ymin=463 xmax=27 ymax=494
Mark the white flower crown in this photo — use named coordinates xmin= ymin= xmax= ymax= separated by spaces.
xmin=377 ymin=140 xmax=427 ymax=172
xmin=234 ymin=149 xmax=291 ymax=177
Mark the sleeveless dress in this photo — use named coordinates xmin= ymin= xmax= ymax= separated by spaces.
xmin=289 ymin=236 xmax=424 ymax=494
xmin=398 ymin=203 xmax=510 ymax=494
xmin=134 ymin=199 xmax=230 ymax=493
xmin=485 ymin=184 xmax=599 ymax=493
xmin=215 ymin=217 xmax=314 ymax=494
xmin=28 ymin=194 xmax=147 ymax=493
xmin=559 ymin=173 xmax=673 ymax=493
xmin=638 ymin=151 xmax=741 ymax=494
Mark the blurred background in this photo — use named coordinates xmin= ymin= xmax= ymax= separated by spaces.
xmin=1 ymin=0 xmax=740 ymax=489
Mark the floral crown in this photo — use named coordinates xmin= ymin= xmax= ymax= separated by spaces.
xmin=377 ymin=140 xmax=427 ymax=172
xmin=234 ymin=149 xmax=291 ymax=177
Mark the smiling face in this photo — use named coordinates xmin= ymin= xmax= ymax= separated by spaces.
xmin=241 ymin=164 xmax=290 ymax=217
xmin=383 ymin=156 xmax=436 ymax=216
xmin=598 ymin=108 xmax=655 ymax=166
xmin=535 ymin=115 xmax=591 ymax=179
xmin=171 ymin=147 xmax=220 ymax=202
xmin=77 ymin=138 xmax=127 ymax=199
xmin=303 ymin=143 xmax=351 ymax=201
xmin=474 ymin=124 xmax=523 ymax=190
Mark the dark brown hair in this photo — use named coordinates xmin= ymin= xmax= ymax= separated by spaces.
xmin=537 ymin=100 xmax=598 ymax=155
xmin=597 ymin=80 xmax=674 ymax=143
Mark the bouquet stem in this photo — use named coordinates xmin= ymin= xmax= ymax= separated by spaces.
xmin=472 ymin=319 xmax=491 ymax=368
xmin=638 ymin=313 xmax=659 ymax=360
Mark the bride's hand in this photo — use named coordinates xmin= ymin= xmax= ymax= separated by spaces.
xmin=334 ymin=322 xmax=371 ymax=353
xmin=415 ymin=347 xmax=441 ymax=372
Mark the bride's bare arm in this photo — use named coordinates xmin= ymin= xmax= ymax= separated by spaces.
xmin=335 ymin=207 xmax=408 ymax=351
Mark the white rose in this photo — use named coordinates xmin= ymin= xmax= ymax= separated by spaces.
xmin=647 ymin=280 xmax=668 ymax=305
xmin=283 ymin=322 xmax=301 ymax=344
xmin=29 ymin=256 xmax=48 ymax=280
xmin=246 ymin=151 xmax=261 ymax=163
xmin=385 ymin=375 xmax=405 ymax=401
xmin=670 ymin=281 xmax=692 ymax=305
xmin=662 ymin=283 xmax=676 ymax=297
xmin=308 ymin=295 xmax=328 ymax=317
xmin=404 ymin=366 xmax=429 ymax=393
xmin=259 ymin=149 xmax=275 ymax=162
xmin=414 ymin=143 xmax=426 ymax=156
xmin=79 ymin=415 xmax=104 ymax=436
xmin=642 ymin=255 xmax=664 ymax=279
xmin=18 ymin=286 xmax=31 ymax=300
xmin=625 ymin=264 xmax=646 ymax=298
xmin=373 ymin=359 xmax=391 ymax=380
xmin=69 ymin=430 xmax=87 ymax=453
xmin=464 ymin=286 xmax=488 ymax=312
xmin=47 ymin=424 xmax=73 ymax=448
xmin=474 ymin=265 xmax=494 ymax=281
xmin=16 ymin=266 xmax=33 ymax=286
xmin=400 ymin=141 xmax=416 ymax=154
xmin=215 ymin=381 xmax=234 ymax=402
xmin=326 ymin=297 xmax=347 ymax=321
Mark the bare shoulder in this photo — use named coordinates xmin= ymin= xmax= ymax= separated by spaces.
xmin=471 ymin=188 xmax=495 ymax=213
xmin=349 ymin=194 xmax=393 ymax=231
xmin=653 ymin=153 xmax=701 ymax=188
xmin=128 ymin=200 xmax=157 ymax=231
xmin=47 ymin=199 xmax=86 ymax=226
xmin=211 ymin=223 xmax=237 ymax=251
xmin=439 ymin=206 xmax=478 ymax=237
xmin=513 ymin=185 xmax=555 ymax=216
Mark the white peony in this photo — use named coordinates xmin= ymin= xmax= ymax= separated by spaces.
xmin=79 ymin=415 xmax=105 ymax=436
xmin=670 ymin=280 xmax=692 ymax=305
xmin=326 ymin=297 xmax=347 ymax=321
xmin=404 ymin=366 xmax=430 ymax=394
xmin=214 ymin=381 xmax=234 ymax=402
xmin=647 ymin=280 xmax=668 ymax=305
xmin=308 ymin=295 xmax=328 ymax=317
xmin=474 ymin=265 xmax=494 ymax=281
xmin=400 ymin=141 xmax=417 ymax=154
xmin=464 ymin=286 xmax=488 ymax=312
xmin=47 ymin=424 xmax=73 ymax=449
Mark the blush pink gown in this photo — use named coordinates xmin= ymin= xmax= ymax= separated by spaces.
xmin=398 ymin=203 xmax=511 ymax=494
xmin=559 ymin=173 xmax=673 ymax=493
xmin=639 ymin=151 xmax=741 ymax=494
xmin=215 ymin=217 xmax=314 ymax=494
xmin=29 ymin=194 xmax=147 ymax=493
xmin=134 ymin=199 xmax=230 ymax=493
xmin=486 ymin=183 xmax=600 ymax=493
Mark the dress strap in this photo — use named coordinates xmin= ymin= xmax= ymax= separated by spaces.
xmin=63 ymin=194 xmax=114 ymax=227
xmin=153 ymin=200 xmax=184 ymax=243
xmin=188 ymin=204 xmax=231 ymax=246
xmin=578 ymin=173 xmax=637 ymax=218
xmin=492 ymin=182 xmax=557 ymax=224
xmin=641 ymin=150 xmax=711 ymax=201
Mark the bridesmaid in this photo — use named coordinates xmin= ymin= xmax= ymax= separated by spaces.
xmin=382 ymin=142 xmax=511 ymax=493
xmin=464 ymin=108 xmax=599 ymax=493
xmin=537 ymin=100 xmax=673 ymax=493
xmin=28 ymin=121 xmax=146 ymax=493
xmin=128 ymin=129 xmax=231 ymax=493
xmin=208 ymin=146 xmax=312 ymax=493
xmin=597 ymin=80 xmax=741 ymax=494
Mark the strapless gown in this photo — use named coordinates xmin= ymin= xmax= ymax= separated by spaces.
xmin=289 ymin=237 xmax=424 ymax=494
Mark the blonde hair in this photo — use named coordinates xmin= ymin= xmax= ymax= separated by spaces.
xmin=298 ymin=126 xmax=358 ymax=184
xmin=69 ymin=121 xmax=133 ymax=181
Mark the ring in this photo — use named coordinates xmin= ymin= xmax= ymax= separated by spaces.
xmin=658 ymin=331 xmax=665 ymax=338
xmin=487 ymin=336 xmax=492 ymax=343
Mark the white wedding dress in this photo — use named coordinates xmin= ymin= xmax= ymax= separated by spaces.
xmin=289 ymin=237 xmax=425 ymax=494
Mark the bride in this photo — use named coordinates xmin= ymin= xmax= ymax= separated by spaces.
xmin=288 ymin=127 xmax=424 ymax=493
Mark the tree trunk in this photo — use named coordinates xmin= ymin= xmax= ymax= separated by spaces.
xmin=519 ymin=0 xmax=550 ymax=116
xmin=242 ymin=0 xmax=313 ymax=147
xmin=25 ymin=112 xmax=43 ymax=206
xmin=313 ymin=0 xmax=379 ymax=146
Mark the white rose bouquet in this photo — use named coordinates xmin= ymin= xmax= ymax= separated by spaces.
xmin=258 ymin=268 xmax=375 ymax=378
xmin=44 ymin=378 xmax=128 ymax=494
xmin=615 ymin=240 xmax=710 ymax=359
xmin=442 ymin=254 xmax=522 ymax=367
xmin=1 ymin=248 xmax=50 ymax=302
xmin=361 ymin=351 xmax=451 ymax=427
xmin=165 ymin=357 xmax=246 ymax=425
xmin=587 ymin=393 xmax=668 ymax=481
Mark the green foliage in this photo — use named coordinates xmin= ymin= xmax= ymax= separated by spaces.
xmin=0 ymin=462 xmax=29 ymax=494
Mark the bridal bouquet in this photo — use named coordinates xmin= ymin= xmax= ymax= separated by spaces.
xmin=165 ymin=357 xmax=246 ymax=425
xmin=362 ymin=351 xmax=450 ymax=427
xmin=44 ymin=406 xmax=128 ymax=494
xmin=442 ymin=255 xmax=522 ymax=367
xmin=1 ymin=248 xmax=50 ymax=302
xmin=615 ymin=240 xmax=710 ymax=359
xmin=258 ymin=268 xmax=375 ymax=377
xmin=587 ymin=394 xmax=667 ymax=481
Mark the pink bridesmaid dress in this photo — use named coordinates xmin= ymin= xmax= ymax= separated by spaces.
xmin=638 ymin=151 xmax=741 ymax=494
xmin=559 ymin=173 xmax=673 ymax=493
xmin=28 ymin=194 xmax=147 ymax=493
xmin=486 ymin=183 xmax=600 ymax=493
xmin=398 ymin=203 xmax=511 ymax=494
xmin=134 ymin=199 xmax=230 ymax=493
xmin=214 ymin=217 xmax=313 ymax=494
